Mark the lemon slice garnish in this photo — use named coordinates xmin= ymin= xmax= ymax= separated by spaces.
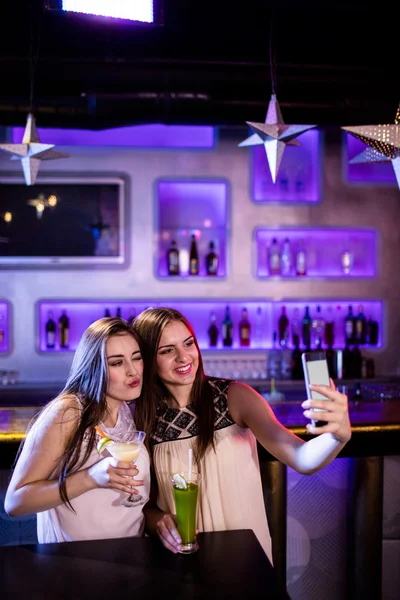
xmin=97 ymin=436 xmax=114 ymax=454
xmin=172 ymin=473 xmax=188 ymax=489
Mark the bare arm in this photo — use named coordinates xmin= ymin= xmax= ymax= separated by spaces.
xmin=227 ymin=380 xmax=351 ymax=475
xmin=5 ymin=397 xmax=143 ymax=516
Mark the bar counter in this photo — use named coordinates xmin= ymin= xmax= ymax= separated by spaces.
xmin=1 ymin=380 xmax=399 ymax=600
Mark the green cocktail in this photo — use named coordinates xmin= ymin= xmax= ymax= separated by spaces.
xmin=170 ymin=471 xmax=201 ymax=554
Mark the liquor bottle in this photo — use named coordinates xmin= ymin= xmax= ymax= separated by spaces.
xmin=342 ymin=341 xmax=354 ymax=379
xmin=324 ymin=306 xmax=335 ymax=348
xmin=301 ymin=306 xmax=312 ymax=350
xmin=290 ymin=336 xmax=303 ymax=380
xmin=208 ymin=312 xmax=219 ymax=347
xmin=167 ymin=240 xmax=180 ymax=275
xmin=128 ymin=308 xmax=136 ymax=326
xmin=104 ymin=308 xmax=111 ymax=318
xmin=254 ymin=306 xmax=264 ymax=346
xmin=279 ymin=168 xmax=289 ymax=190
xmin=267 ymin=332 xmax=282 ymax=380
xmin=281 ymin=238 xmax=292 ymax=277
xmin=46 ymin=311 xmax=56 ymax=349
xmin=355 ymin=305 xmax=367 ymax=345
xmin=295 ymin=239 xmax=307 ymax=276
xmin=222 ymin=305 xmax=233 ymax=347
xmin=344 ymin=305 xmax=355 ymax=345
xmin=291 ymin=307 xmax=300 ymax=347
xmin=59 ymin=310 xmax=69 ymax=349
xmin=116 ymin=306 xmax=122 ymax=318
xmin=189 ymin=234 xmax=199 ymax=275
xmin=268 ymin=238 xmax=281 ymax=276
xmin=311 ymin=305 xmax=325 ymax=350
xmin=239 ymin=308 xmax=251 ymax=347
xmin=278 ymin=306 xmax=289 ymax=348
xmin=205 ymin=241 xmax=218 ymax=276
xmin=352 ymin=343 xmax=363 ymax=379
xmin=366 ymin=316 xmax=379 ymax=346
xmin=326 ymin=346 xmax=338 ymax=379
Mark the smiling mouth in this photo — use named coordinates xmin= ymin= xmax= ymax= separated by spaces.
xmin=175 ymin=364 xmax=192 ymax=375
xmin=128 ymin=379 xmax=141 ymax=388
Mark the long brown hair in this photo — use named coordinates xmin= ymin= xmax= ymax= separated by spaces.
xmin=132 ymin=307 xmax=216 ymax=463
xmin=20 ymin=317 xmax=140 ymax=510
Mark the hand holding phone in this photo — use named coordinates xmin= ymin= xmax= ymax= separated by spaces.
xmin=301 ymin=351 xmax=331 ymax=427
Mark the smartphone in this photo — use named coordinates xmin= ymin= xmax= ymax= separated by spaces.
xmin=301 ymin=351 xmax=331 ymax=427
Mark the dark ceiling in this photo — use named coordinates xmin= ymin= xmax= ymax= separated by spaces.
xmin=1 ymin=1 xmax=398 ymax=131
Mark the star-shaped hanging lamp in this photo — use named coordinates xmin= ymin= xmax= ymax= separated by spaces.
xmin=342 ymin=104 xmax=400 ymax=189
xmin=238 ymin=94 xmax=317 ymax=183
xmin=0 ymin=113 xmax=69 ymax=186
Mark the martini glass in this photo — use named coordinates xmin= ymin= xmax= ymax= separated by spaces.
xmin=107 ymin=429 xmax=146 ymax=507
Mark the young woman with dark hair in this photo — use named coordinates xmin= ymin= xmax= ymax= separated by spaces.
xmin=133 ymin=307 xmax=351 ymax=561
xmin=5 ymin=317 xmax=150 ymax=543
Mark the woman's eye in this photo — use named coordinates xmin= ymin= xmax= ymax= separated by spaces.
xmin=185 ymin=340 xmax=194 ymax=347
xmin=110 ymin=361 xmax=122 ymax=367
xmin=133 ymin=356 xmax=143 ymax=362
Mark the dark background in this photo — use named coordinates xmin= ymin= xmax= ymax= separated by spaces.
xmin=0 ymin=184 xmax=119 ymax=256
xmin=0 ymin=0 xmax=398 ymax=130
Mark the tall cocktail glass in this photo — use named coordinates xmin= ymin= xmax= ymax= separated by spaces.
xmin=170 ymin=471 xmax=201 ymax=554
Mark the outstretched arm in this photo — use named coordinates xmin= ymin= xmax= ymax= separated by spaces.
xmin=227 ymin=380 xmax=351 ymax=475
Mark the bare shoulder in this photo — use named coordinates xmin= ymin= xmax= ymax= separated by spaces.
xmin=30 ymin=395 xmax=81 ymax=440
xmin=228 ymin=380 xmax=259 ymax=399
xmin=227 ymin=381 xmax=265 ymax=426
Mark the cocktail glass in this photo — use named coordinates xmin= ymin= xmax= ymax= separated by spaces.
xmin=107 ymin=429 xmax=146 ymax=507
xmin=170 ymin=470 xmax=201 ymax=554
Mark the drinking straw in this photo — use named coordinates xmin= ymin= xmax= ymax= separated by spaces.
xmin=188 ymin=447 xmax=193 ymax=482
xmin=95 ymin=425 xmax=108 ymax=438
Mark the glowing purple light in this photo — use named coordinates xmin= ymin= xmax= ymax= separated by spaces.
xmin=11 ymin=124 xmax=215 ymax=149
xmin=38 ymin=299 xmax=384 ymax=352
xmin=345 ymin=134 xmax=397 ymax=183
xmin=62 ymin=0 xmax=154 ymax=22
xmin=255 ymin=228 xmax=376 ymax=278
xmin=0 ymin=302 xmax=9 ymax=353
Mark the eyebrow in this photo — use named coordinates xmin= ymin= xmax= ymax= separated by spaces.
xmin=106 ymin=350 xmax=141 ymax=359
xmin=158 ymin=335 xmax=194 ymax=350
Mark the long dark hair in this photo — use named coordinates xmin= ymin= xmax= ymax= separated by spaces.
xmin=22 ymin=317 xmax=140 ymax=510
xmin=132 ymin=307 xmax=216 ymax=463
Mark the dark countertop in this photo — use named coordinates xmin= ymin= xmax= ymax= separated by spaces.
xmin=1 ymin=530 xmax=290 ymax=600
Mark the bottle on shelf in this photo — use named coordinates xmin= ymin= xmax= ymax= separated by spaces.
xmin=267 ymin=332 xmax=282 ymax=380
xmin=290 ymin=335 xmax=303 ymax=380
xmin=324 ymin=306 xmax=335 ymax=348
xmin=268 ymin=238 xmax=281 ymax=276
xmin=291 ymin=307 xmax=301 ymax=348
xmin=340 ymin=238 xmax=354 ymax=275
xmin=355 ymin=305 xmax=367 ymax=345
xmin=366 ymin=316 xmax=379 ymax=346
xmin=128 ymin=308 xmax=136 ymax=326
xmin=311 ymin=305 xmax=325 ymax=350
xmin=326 ymin=346 xmax=338 ymax=379
xmin=278 ymin=306 xmax=289 ymax=348
xmin=189 ymin=233 xmax=199 ymax=275
xmin=239 ymin=308 xmax=251 ymax=347
xmin=254 ymin=306 xmax=264 ymax=346
xmin=295 ymin=239 xmax=307 ymax=276
xmin=104 ymin=308 xmax=111 ymax=318
xmin=301 ymin=306 xmax=312 ymax=350
xmin=205 ymin=241 xmax=218 ymax=276
xmin=58 ymin=310 xmax=69 ymax=349
xmin=167 ymin=239 xmax=180 ymax=275
xmin=344 ymin=305 xmax=355 ymax=345
xmin=279 ymin=168 xmax=289 ymax=190
xmin=352 ymin=343 xmax=363 ymax=379
xmin=222 ymin=305 xmax=233 ymax=347
xmin=208 ymin=312 xmax=219 ymax=347
xmin=281 ymin=238 xmax=292 ymax=276
xmin=116 ymin=306 xmax=122 ymax=319
xmin=46 ymin=311 xmax=56 ymax=349
xmin=342 ymin=340 xmax=354 ymax=379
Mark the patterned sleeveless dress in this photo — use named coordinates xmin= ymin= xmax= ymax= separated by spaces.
xmin=151 ymin=377 xmax=272 ymax=560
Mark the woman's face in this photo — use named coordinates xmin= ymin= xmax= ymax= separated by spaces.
xmin=156 ymin=320 xmax=199 ymax=389
xmin=106 ymin=333 xmax=143 ymax=404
